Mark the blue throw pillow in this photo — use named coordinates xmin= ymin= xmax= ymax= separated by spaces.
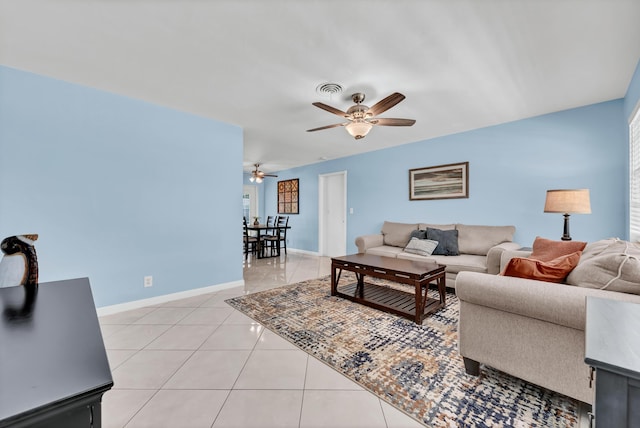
xmin=426 ymin=228 xmax=459 ymax=256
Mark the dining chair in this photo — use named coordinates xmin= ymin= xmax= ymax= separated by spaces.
xmin=261 ymin=216 xmax=278 ymax=257
xmin=243 ymin=217 xmax=259 ymax=260
xmin=264 ymin=216 xmax=276 ymax=237
xmin=274 ymin=215 xmax=289 ymax=255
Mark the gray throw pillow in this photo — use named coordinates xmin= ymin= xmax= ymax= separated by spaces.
xmin=426 ymin=228 xmax=459 ymax=256
xmin=404 ymin=237 xmax=439 ymax=257
xmin=409 ymin=229 xmax=427 ymax=240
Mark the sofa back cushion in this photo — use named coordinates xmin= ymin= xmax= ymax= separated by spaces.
xmin=566 ymin=239 xmax=640 ymax=295
xmin=418 ymin=223 xmax=455 ymax=231
xmin=381 ymin=222 xmax=418 ymax=247
xmin=456 ymin=224 xmax=515 ymax=256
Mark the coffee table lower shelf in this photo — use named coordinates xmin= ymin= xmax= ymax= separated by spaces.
xmin=335 ymin=282 xmax=442 ymax=321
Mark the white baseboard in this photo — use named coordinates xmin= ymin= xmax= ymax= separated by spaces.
xmin=96 ymin=279 xmax=245 ymax=316
xmin=287 ymin=247 xmax=320 ymax=256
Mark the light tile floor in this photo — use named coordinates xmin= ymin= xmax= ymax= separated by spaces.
xmin=100 ymin=252 xmax=590 ymax=428
xmin=100 ymin=252 xmax=424 ymax=428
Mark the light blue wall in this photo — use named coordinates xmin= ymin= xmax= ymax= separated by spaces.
xmin=0 ymin=66 xmax=243 ymax=307
xmin=266 ymin=100 xmax=627 ymax=252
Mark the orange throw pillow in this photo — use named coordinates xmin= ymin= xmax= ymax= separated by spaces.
xmin=530 ymin=237 xmax=587 ymax=262
xmin=502 ymin=251 xmax=583 ymax=283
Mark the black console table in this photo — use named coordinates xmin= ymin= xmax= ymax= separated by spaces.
xmin=0 ymin=278 xmax=113 ymax=428
xmin=585 ymin=296 xmax=640 ymax=428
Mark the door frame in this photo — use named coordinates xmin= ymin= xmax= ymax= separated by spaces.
xmin=318 ymin=171 xmax=347 ymax=256
xmin=243 ymin=185 xmax=259 ymax=222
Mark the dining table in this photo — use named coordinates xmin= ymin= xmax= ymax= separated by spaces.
xmin=245 ymin=223 xmax=291 ymax=258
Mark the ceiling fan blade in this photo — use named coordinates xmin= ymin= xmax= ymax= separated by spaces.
xmin=306 ymin=123 xmax=347 ymax=132
xmin=263 ymin=174 xmax=278 ymax=177
xmin=312 ymin=102 xmax=349 ymax=117
xmin=370 ymin=118 xmax=416 ymax=126
xmin=367 ymin=93 xmax=406 ymax=117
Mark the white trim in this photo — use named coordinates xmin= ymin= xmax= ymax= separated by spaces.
xmin=243 ymin=185 xmax=259 ymax=221
xmin=629 ymin=98 xmax=640 ymax=124
xmin=630 ymin=101 xmax=640 ymax=242
xmin=287 ymin=247 xmax=320 ymax=256
xmin=96 ymin=279 xmax=245 ymax=316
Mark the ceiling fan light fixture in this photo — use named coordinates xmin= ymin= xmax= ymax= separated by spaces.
xmin=309 ymin=92 xmax=413 ymax=140
xmin=248 ymin=163 xmax=277 ymax=183
xmin=345 ymin=120 xmax=372 ymax=140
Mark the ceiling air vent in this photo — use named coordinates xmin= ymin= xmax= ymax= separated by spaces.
xmin=316 ymin=83 xmax=343 ymax=96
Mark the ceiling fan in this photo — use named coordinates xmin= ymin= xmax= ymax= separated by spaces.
xmin=249 ymin=163 xmax=278 ymax=183
xmin=307 ymin=92 xmax=416 ymax=140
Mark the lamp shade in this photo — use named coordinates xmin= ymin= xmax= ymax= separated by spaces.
xmin=544 ymin=189 xmax=591 ymax=214
xmin=345 ymin=120 xmax=372 ymax=140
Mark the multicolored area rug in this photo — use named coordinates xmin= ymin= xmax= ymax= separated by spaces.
xmin=225 ymin=275 xmax=579 ymax=427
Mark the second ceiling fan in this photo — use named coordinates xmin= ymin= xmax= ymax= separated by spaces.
xmin=307 ymin=92 xmax=416 ymax=140
xmin=249 ymin=163 xmax=277 ymax=183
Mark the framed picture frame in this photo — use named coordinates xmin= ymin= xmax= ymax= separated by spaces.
xmin=278 ymin=178 xmax=299 ymax=214
xmin=409 ymin=162 xmax=469 ymax=200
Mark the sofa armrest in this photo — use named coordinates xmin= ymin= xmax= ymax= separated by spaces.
xmin=456 ymin=271 xmax=640 ymax=330
xmin=355 ymin=234 xmax=384 ymax=253
xmin=485 ymin=242 xmax=522 ymax=274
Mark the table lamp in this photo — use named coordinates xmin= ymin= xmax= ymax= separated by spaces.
xmin=544 ymin=189 xmax=591 ymax=241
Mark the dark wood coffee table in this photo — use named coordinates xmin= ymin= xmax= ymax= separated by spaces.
xmin=331 ymin=253 xmax=446 ymax=324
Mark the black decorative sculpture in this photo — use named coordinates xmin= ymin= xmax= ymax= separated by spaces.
xmin=0 ymin=234 xmax=39 ymax=320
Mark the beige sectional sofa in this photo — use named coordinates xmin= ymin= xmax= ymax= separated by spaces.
xmin=457 ymin=239 xmax=640 ymax=404
xmin=355 ymin=221 xmax=520 ymax=286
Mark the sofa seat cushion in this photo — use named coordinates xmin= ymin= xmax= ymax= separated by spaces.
xmin=397 ymin=253 xmax=487 ymax=274
xmin=431 ymin=254 xmax=487 ymax=274
xmin=381 ymin=222 xmax=418 ymax=247
xmin=566 ymin=239 xmax=640 ymax=295
xmin=456 ymin=224 xmax=516 ymax=256
xmin=396 ymin=252 xmax=436 ymax=263
xmin=366 ymin=245 xmax=404 ymax=258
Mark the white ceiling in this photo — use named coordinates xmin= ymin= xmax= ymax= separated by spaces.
xmin=1 ymin=0 xmax=639 ymax=175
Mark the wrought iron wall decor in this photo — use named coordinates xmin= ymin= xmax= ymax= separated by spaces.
xmin=278 ymin=178 xmax=299 ymax=214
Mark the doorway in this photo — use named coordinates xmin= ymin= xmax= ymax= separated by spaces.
xmin=243 ymin=185 xmax=258 ymax=222
xmin=318 ymin=171 xmax=347 ymax=257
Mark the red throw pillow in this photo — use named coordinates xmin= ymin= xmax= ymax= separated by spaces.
xmin=530 ymin=237 xmax=587 ymax=262
xmin=502 ymin=251 xmax=583 ymax=283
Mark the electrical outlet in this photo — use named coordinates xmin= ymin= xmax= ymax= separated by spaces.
xmin=144 ymin=276 xmax=153 ymax=288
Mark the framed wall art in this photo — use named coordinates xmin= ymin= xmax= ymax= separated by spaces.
xmin=409 ymin=162 xmax=469 ymax=200
xmin=278 ymin=178 xmax=299 ymax=214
